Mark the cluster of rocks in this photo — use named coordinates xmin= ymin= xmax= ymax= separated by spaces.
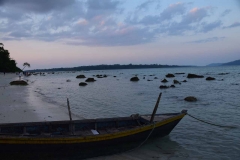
xmin=96 ymin=74 xmax=107 ymax=78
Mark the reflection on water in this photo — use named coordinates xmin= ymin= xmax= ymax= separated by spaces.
xmin=27 ymin=66 xmax=240 ymax=159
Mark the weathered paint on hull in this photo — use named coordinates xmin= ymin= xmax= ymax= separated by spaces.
xmin=0 ymin=118 xmax=182 ymax=159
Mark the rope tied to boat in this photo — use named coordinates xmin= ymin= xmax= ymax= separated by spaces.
xmin=134 ymin=121 xmax=156 ymax=150
xmin=187 ymin=113 xmax=238 ymax=129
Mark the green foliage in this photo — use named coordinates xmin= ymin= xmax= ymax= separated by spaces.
xmin=0 ymin=43 xmax=21 ymax=72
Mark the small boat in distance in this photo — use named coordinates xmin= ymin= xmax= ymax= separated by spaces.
xmin=0 ymin=93 xmax=187 ymax=159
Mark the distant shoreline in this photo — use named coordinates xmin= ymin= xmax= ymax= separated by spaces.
xmin=27 ymin=64 xmax=193 ymax=72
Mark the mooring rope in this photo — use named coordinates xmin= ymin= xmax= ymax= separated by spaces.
xmin=133 ymin=121 xmax=156 ymax=150
xmin=92 ymin=121 xmax=156 ymax=159
xmin=187 ymin=113 xmax=237 ymax=128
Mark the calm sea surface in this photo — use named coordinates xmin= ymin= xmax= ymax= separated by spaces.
xmin=27 ymin=66 xmax=240 ymax=159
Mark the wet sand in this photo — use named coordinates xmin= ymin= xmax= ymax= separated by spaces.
xmin=0 ymin=73 xmax=76 ymax=123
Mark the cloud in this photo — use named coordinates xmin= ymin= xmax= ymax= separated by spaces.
xmin=0 ymin=0 xmax=76 ymax=13
xmin=67 ymin=24 xmax=157 ymax=46
xmin=137 ymin=0 xmax=160 ymax=11
xmin=87 ymin=0 xmax=120 ymax=10
xmin=223 ymin=22 xmax=240 ymax=29
xmin=200 ymin=21 xmax=222 ymax=33
xmin=159 ymin=7 xmax=212 ymax=35
xmin=0 ymin=0 xmax=229 ymax=46
xmin=221 ymin=9 xmax=231 ymax=17
xmin=139 ymin=15 xmax=160 ymax=25
xmin=187 ymin=37 xmax=225 ymax=43
xmin=182 ymin=7 xmax=210 ymax=24
xmin=159 ymin=2 xmax=186 ymax=21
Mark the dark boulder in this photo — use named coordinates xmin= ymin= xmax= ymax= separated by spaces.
xmin=103 ymin=75 xmax=107 ymax=78
xmin=161 ymin=79 xmax=168 ymax=83
xmin=187 ymin=74 xmax=204 ymax=78
xmin=147 ymin=79 xmax=153 ymax=81
xmin=184 ymin=96 xmax=197 ymax=102
xmin=182 ymin=80 xmax=187 ymax=82
xmin=85 ymin=78 xmax=96 ymax=82
xmin=79 ymin=82 xmax=88 ymax=86
xmin=166 ymin=73 xmax=175 ymax=78
xmin=206 ymin=77 xmax=215 ymax=80
xmin=113 ymin=76 xmax=116 ymax=77
xmin=76 ymin=75 xmax=86 ymax=78
xmin=170 ymin=85 xmax=175 ymax=88
xmin=173 ymin=79 xmax=181 ymax=84
xmin=159 ymin=85 xmax=169 ymax=89
xmin=130 ymin=77 xmax=139 ymax=81
xmin=154 ymin=77 xmax=158 ymax=79
xmin=10 ymin=80 xmax=28 ymax=85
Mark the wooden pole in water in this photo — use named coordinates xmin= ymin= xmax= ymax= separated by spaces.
xmin=67 ymin=98 xmax=72 ymax=121
xmin=150 ymin=93 xmax=162 ymax=123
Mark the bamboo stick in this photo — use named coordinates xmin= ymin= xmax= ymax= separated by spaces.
xmin=67 ymin=98 xmax=72 ymax=121
xmin=150 ymin=93 xmax=162 ymax=123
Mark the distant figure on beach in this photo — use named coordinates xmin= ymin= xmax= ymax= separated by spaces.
xmin=19 ymin=72 xmax=22 ymax=80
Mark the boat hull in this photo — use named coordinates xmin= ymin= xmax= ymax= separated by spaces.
xmin=0 ymin=116 xmax=183 ymax=159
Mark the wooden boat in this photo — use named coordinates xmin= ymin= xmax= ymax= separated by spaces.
xmin=0 ymin=93 xmax=187 ymax=159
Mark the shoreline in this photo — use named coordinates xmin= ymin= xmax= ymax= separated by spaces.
xmin=0 ymin=73 xmax=77 ymax=123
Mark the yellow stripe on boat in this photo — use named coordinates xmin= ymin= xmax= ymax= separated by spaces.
xmin=0 ymin=114 xmax=185 ymax=144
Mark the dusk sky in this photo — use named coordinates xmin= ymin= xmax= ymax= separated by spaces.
xmin=0 ymin=0 xmax=240 ymax=69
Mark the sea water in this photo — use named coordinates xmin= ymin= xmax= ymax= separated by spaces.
xmin=27 ymin=66 xmax=240 ymax=159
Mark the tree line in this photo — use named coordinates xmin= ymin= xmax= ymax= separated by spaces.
xmin=0 ymin=43 xmax=21 ymax=72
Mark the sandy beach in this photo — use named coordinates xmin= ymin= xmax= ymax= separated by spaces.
xmin=0 ymin=73 xmax=76 ymax=123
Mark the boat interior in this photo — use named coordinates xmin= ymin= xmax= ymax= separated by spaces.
xmin=0 ymin=113 xmax=181 ymax=137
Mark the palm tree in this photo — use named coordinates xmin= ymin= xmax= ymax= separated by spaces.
xmin=22 ymin=62 xmax=30 ymax=71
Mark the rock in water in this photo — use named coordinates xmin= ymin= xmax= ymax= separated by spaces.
xmin=159 ymin=85 xmax=169 ymax=89
xmin=85 ymin=78 xmax=96 ymax=82
xmin=184 ymin=96 xmax=197 ymax=102
xmin=10 ymin=80 xmax=28 ymax=85
xmin=173 ymin=79 xmax=181 ymax=84
xmin=79 ymin=82 xmax=88 ymax=86
xmin=206 ymin=77 xmax=215 ymax=80
xmin=187 ymin=74 xmax=204 ymax=78
xmin=161 ymin=79 xmax=168 ymax=83
xmin=130 ymin=77 xmax=139 ymax=81
xmin=76 ymin=75 xmax=86 ymax=78
xmin=166 ymin=73 xmax=175 ymax=78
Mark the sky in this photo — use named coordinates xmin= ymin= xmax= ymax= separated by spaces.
xmin=0 ymin=0 xmax=240 ymax=69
